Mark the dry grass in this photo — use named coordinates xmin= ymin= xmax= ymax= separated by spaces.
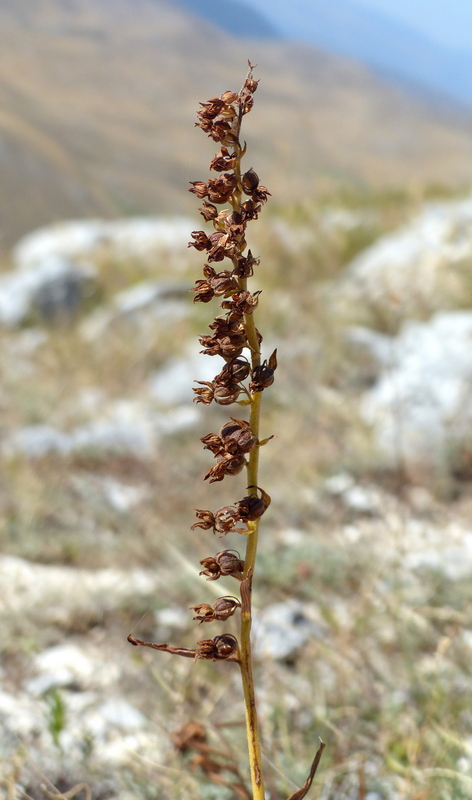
xmin=2 ymin=190 xmax=472 ymax=799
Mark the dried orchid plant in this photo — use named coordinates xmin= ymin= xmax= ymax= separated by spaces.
xmin=128 ymin=63 xmax=324 ymax=800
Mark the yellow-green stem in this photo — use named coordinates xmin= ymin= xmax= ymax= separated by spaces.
xmin=239 ymin=306 xmax=265 ymax=799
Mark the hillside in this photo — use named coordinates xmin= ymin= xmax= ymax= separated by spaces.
xmin=1 ymin=0 xmax=472 ymax=245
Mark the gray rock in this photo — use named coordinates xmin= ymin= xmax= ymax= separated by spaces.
xmin=254 ymin=601 xmax=325 ymax=660
xmin=337 ymin=196 xmax=472 ymax=319
xmin=80 ymin=279 xmax=190 ymax=341
xmin=1 ymin=398 xmax=200 ymax=460
xmin=0 ymin=256 xmax=96 ymax=327
xmin=1 ymin=421 xmax=153 ymax=459
xmin=324 ymin=472 xmax=384 ymax=514
xmin=148 ymin=344 xmax=219 ymax=405
xmin=113 ymin=280 xmax=189 ymax=316
xmin=361 ymin=311 xmax=472 ymax=467
xmin=5 ymin=216 xmax=193 ymax=328
xmin=154 ymin=606 xmax=189 ymax=634
xmin=0 ymin=690 xmax=41 ymax=737
xmin=13 ymin=217 xmax=193 ymax=270
xmin=72 ymin=420 xmax=155 ymax=458
xmin=2 ymin=425 xmax=73 ymax=457
xmin=81 ymin=699 xmax=147 ymax=737
xmin=404 ymin=530 xmax=472 ymax=580
xmin=345 ymin=326 xmax=394 ymax=373
xmin=28 ymin=644 xmax=106 ymax=694
xmin=0 ymin=555 xmax=162 ymax=627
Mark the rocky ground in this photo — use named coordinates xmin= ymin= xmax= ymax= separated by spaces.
xmin=1 ymin=193 xmax=472 ymax=800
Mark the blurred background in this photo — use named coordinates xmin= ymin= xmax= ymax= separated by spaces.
xmin=2 ymin=2 xmax=472 ymax=799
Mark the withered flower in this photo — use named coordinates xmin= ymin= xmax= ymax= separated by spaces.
xmin=207 ymin=173 xmax=238 ymax=203
xmin=192 ymin=508 xmax=215 ymax=530
xmin=192 ymin=357 xmax=250 ymax=406
xmin=188 ymin=230 xmax=210 ymax=251
xmin=210 ymin=147 xmax=237 ymax=172
xmin=192 ymin=381 xmax=215 ymax=405
xmin=200 ymin=420 xmax=256 ymax=479
xmin=199 ymin=201 xmax=218 ymax=221
xmin=243 ymin=75 xmax=259 ymax=94
xmin=192 ymin=282 xmax=214 ymax=305
xmin=209 ymin=121 xmax=239 ymax=145
xmin=212 ymin=596 xmax=241 ymax=619
xmin=206 ymin=231 xmax=228 ymax=259
xmin=221 ymin=290 xmax=260 ymax=317
xmin=189 ymin=181 xmax=208 ymax=199
xmin=241 ymin=93 xmax=254 ymax=114
xmin=192 ymin=265 xmax=238 ymax=303
xmin=204 ymin=454 xmax=247 ymax=483
xmin=200 ymin=431 xmax=223 ymax=454
xmin=213 ymin=504 xmax=245 ymax=533
xmin=199 ymin=333 xmax=247 ymax=360
xmin=193 ymin=380 xmax=241 ymax=406
xmin=217 ymin=357 xmax=251 ymax=384
xmin=240 ymin=199 xmax=262 ymax=221
xmin=219 ymin=90 xmax=239 ymax=106
xmin=253 ymin=185 xmax=271 ymax=205
xmin=190 ymin=596 xmax=241 ymax=624
xmin=197 ymin=97 xmax=226 ymax=120
xmin=195 ymin=634 xmax=239 ymax=661
xmin=249 ymin=349 xmax=278 ymax=393
xmin=241 ymin=169 xmax=260 ymax=195
xmin=189 ymin=603 xmax=214 ymax=623
xmin=199 ymin=550 xmax=245 ymax=581
xmin=219 ymin=418 xmax=257 ymax=455
xmin=196 ymin=116 xmax=214 ymax=134
xmin=192 ymin=505 xmax=248 ymax=535
xmin=236 ymin=487 xmax=271 ymax=521
xmin=213 ymin=384 xmax=241 ymax=404
xmin=232 ymin=251 xmax=258 ymax=278
xmin=208 ymin=317 xmax=244 ymax=337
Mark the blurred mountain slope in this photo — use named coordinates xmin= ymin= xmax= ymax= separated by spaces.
xmin=1 ymin=0 xmax=472 ymax=245
xmin=176 ymin=0 xmax=279 ymax=38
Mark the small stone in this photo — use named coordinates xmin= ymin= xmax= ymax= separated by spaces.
xmin=254 ymin=602 xmax=325 ymax=660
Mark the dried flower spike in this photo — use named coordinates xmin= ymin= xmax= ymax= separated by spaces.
xmin=129 ymin=63 xmax=324 ymax=800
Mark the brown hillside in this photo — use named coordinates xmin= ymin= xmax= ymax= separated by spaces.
xmin=1 ymin=0 xmax=472 ymax=245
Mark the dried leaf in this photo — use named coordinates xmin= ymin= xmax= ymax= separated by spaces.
xmin=286 ymin=740 xmax=325 ymax=800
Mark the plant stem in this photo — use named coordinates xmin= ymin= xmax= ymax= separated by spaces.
xmin=239 ymin=308 xmax=265 ymax=798
xmin=232 ymin=66 xmax=266 ymax=797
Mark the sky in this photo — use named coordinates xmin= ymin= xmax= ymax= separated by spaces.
xmin=354 ymin=0 xmax=472 ymax=52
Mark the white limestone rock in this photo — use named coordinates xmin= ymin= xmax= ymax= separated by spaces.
xmin=338 ymin=196 xmax=472 ymax=319
xmin=148 ymin=343 xmax=220 ymax=405
xmin=80 ymin=279 xmax=191 ymax=341
xmin=13 ymin=217 xmax=193 ymax=270
xmin=0 ymin=255 xmax=96 ymax=327
xmin=360 ymin=311 xmax=472 ymax=468
xmin=253 ymin=601 xmax=325 ymax=661
xmin=0 ymin=555 xmax=161 ymax=627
